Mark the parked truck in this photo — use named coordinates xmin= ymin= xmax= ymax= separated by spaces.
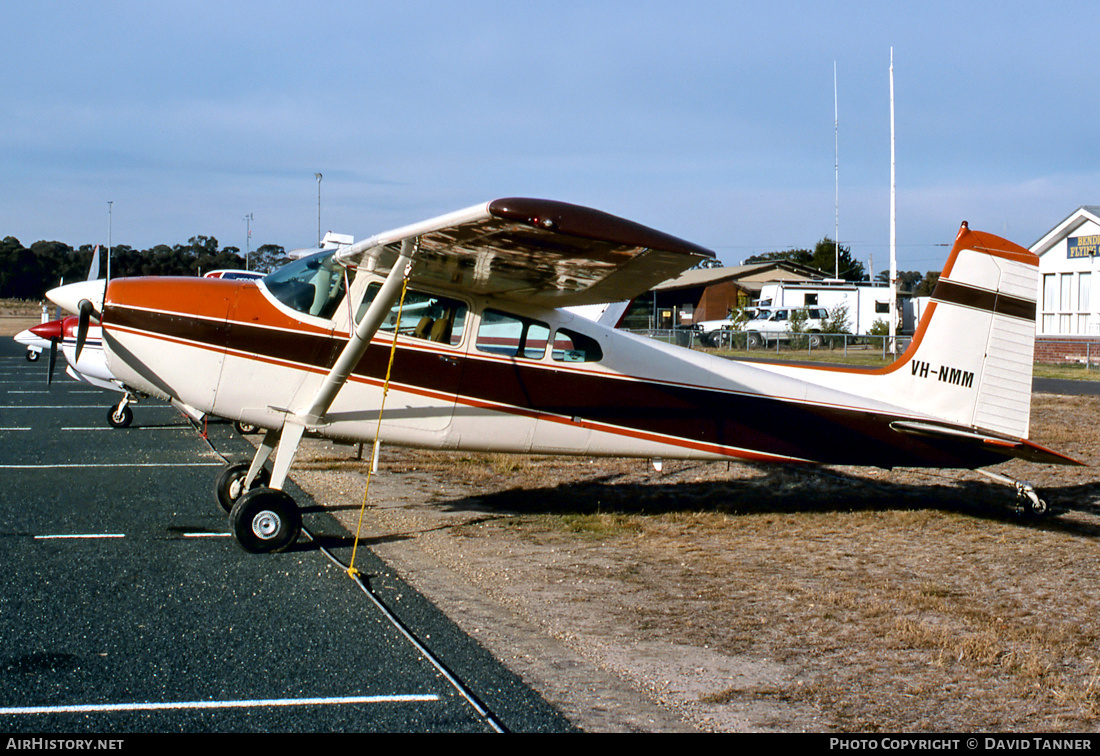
xmin=755 ymin=280 xmax=912 ymax=335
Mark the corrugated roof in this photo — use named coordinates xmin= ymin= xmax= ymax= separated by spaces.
xmin=652 ymin=261 xmax=823 ymax=291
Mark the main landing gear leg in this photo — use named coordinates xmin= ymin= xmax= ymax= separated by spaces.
xmin=216 ymin=426 xmax=303 ymax=553
xmin=219 ymin=237 xmax=417 ymax=555
xmin=975 ymin=469 xmax=1050 ymax=518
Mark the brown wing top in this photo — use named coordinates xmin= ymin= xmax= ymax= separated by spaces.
xmin=337 ymin=198 xmax=715 ymax=307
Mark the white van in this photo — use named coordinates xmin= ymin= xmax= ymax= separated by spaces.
xmin=744 ymin=306 xmax=830 ymax=347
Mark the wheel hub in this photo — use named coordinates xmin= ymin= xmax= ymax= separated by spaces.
xmin=252 ymin=510 xmax=282 ymax=540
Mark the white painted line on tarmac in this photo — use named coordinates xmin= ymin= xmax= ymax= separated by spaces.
xmin=0 ymin=427 xmax=32 ymax=431
xmin=61 ymin=426 xmax=188 ymax=431
xmin=0 ymin=405 xmax=114 ymax=409
xmin=0 ymin=462 xmax=223 ymax=469
xmin=34 ymin=533 xmax=125 ymax=540
xmin=181 ymin=532 xmax=232 ymax=538
xmin=0 ymin=694 xmax=441 ymax=716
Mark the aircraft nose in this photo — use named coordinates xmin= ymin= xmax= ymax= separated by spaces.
xmin=46 ymin=279 xmax=104 ymax=315
xmin=29 ymin=320 xmax=64 ymax=340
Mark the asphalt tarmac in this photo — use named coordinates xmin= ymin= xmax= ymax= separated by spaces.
xmin=1033 ymin=376 xmax=1100 ymax=395
xmin=0 ymin=342 xmax=575 ymax=733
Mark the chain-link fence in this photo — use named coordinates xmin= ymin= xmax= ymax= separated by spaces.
xmin=625 ymin=328 xmax=912 ymax=359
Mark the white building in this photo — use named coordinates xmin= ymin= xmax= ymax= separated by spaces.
xmin=1032 ymin=205 xmax=1100 ymax=337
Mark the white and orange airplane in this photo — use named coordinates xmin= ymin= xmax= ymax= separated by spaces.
xmin=45 ymin=198 xmax=1079 ymax=553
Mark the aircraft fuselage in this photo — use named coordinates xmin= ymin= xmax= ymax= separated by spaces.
xmin=99 ymin=269 xmax=1020 ymax=471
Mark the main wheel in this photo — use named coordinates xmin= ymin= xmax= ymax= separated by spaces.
xmin=215 ymin=461 xmax=270 ymax=513
xmin=233 ymin=420 xmax=259 ymax=435
xmin=230 ymin=488 xmax=301 ymax=554
xmin=107 ymin=404 xmax=133 ymax=428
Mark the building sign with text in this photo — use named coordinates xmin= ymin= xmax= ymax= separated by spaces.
xmin=1068 ymin=235 xmax=1100 ymax=258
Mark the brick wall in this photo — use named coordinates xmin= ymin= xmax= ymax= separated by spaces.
xmin=1034 ymin=337 xmax=1100 ymax=364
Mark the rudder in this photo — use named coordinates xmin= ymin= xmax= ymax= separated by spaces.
xmin=897 ymin=222 xmax=1038 ymax=438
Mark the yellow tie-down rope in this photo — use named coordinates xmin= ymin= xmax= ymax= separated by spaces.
xmin=347 ymin=274 xmax=410 ymax=579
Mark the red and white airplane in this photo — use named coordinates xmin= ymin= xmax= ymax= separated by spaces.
xmin=16 ymin=315 xmax=209 ymax=428
xmin=45 ymin=198 xmax=1080 ymax=553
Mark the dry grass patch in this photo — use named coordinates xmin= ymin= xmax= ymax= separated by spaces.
xmin=290 ymin=392 xmax=1100 ymax=731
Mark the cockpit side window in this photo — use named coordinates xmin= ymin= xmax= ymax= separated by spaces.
xmin=263 ymin=250 xmax=353 ymax=320
xmin=356 ymin=282 xmax=468 ymax=347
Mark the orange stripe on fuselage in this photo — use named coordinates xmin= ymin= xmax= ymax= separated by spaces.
xmin=105 ymin=277 xmax=335 ymax=337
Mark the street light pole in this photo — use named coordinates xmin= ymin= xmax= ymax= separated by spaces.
xmin=314 ymin=173 xmax=323 ymax=246
xmin=107 ymin=201 xmax=113 ymax=284
xmin=244 ymin=213 xmax=254 ymax=270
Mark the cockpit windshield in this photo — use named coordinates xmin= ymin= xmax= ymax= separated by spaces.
xmin=262 ymin=250 xmax=352 ymax=319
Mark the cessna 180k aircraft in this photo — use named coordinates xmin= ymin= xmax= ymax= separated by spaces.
xmin=45 ymin=198 xmax=1080 ymax=553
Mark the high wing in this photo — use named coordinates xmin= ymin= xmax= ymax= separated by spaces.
xmin=335 ymin=197 xmax=715 ymax=307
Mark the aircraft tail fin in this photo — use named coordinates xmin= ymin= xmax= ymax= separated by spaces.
xmin=889 ymin=222 xmax=1039 ymax=440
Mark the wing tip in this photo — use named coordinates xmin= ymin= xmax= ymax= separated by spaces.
xmin=488 ymin=197 xmax=715 ymax=261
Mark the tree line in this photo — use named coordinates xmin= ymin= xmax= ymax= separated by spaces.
xmin=0 ymin=235 xmax=291 ymax=300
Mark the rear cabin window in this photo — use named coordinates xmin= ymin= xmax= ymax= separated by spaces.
xmin=356 ymin=283 xmax=467 ymax=347
xmin=551 ymin=328 xmax=603 ymax=363
xmin=476 ymin=310 xmax=550 ymax=359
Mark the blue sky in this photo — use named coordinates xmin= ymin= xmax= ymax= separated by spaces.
xmin=2 ymin=0 xmax=1096 ymax=274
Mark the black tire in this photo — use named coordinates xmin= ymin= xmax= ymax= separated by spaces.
xmin=230 ymin=488 xmax=301 ymax=554
xmin=808 ymin=332 xmax=824 ymax=349
xmin=107 ymin=404 xmax=133 ymax=429
xmin=746 ymin=332 xmax=762 ymax=349
xmin=233 ymin=420 xmax=260 ymax=435
xmin=25 ymin=349 xmax=40 ymax=362
xmin=215 ymin=461 xmax=270 ymax=513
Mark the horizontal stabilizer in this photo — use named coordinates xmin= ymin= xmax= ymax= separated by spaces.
xmin=890 ymin=420 xmax=1083 ymax=466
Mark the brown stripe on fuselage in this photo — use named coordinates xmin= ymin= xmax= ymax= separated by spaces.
xmin=931 ymin=279 xmax=1035 ymax=321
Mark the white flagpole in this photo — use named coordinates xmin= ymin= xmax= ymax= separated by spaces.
xmin=889 ymin=47 xmax=898 ymax=354
xmin=834 ymin=61 xmax=840 ymax=280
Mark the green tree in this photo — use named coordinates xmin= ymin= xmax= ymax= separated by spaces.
xmin=250 ymin=244 xmax=290 ymax=274
xmin=745 ymin=237 xmax=865 ymax=281
xmin=823 ymin=302 xmax=851 ymax=334
xmin=915 ymin=271 xmax=940 ymax=296
xmin=810 ymin=237 xmax=865 ymax=281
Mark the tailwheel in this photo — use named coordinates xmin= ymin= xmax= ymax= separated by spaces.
xmin=106 ymin=403 xmax=133 ymax=428
xmin=976 ymin=469 xmax=1051 ymax=519
xmin=1016 ymin=482 xmax=1049 ymax=519
xmin=230 ymin=487 xmax=301 ymax=554
xmin=215 ymin=461 xmax=271 ymax=513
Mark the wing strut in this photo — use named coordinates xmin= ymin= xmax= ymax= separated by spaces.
xmin=246 ymin=239 xmax=418 ymax=494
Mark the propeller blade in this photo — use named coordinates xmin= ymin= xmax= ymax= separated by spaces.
xmin=47 ymin=340 xmax=57 ymax=385
xmin=28 ymin=320 xmax=65 ymax=387
xmin=75 ymin=299 xmax=94 ymax=362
